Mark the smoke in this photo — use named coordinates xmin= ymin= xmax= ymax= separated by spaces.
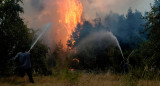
xmin=72 ymin=10 xmax=147 ymax=51
xmin=22 ymin=0 xmax=84 ymax=49
xmin=30 ymin=0 xmax=44 ymax=12
xmin=22 ymin=0 xmax=154 ymax=27
xmin=21 ymin=0 xmax=154 ymax=49
xmin=30 ymin=23 xmax=52 ymax=50
xmin=22 ymin=0 xmax=62 ymax=49
xmin=80 ymin=0 xmax=154 ymax=21
xmin=81 ymin=0 xmax=154 ymax=20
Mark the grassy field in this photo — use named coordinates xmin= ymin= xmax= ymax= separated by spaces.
xmin=0 ymin=72 xmax=160 ymax=86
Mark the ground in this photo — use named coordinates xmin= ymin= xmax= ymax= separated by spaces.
xmin=0 ymin=72 xmax=160 ymax=86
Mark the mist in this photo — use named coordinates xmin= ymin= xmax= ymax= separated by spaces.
xmin=76 ymin=30 xmax=119 ymax=51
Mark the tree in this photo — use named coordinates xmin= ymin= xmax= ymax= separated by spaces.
xmin=67 ymin=21 xmax=94 ymax=48
xmin=30 ymin=41 xmax=49 ymax=75
xmin=141 ymin=0 xmax=160 ymax=69
xmin=67 ymin=8 xmax=147 ymax=72
xmin=0 ymin=0 xmax=49 ymax=76
xmin=0 ymin=0 xmax=31 ymax=76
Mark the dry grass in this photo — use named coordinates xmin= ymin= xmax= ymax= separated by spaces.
xmin=0 ymin=72 xmax=160 ymax=86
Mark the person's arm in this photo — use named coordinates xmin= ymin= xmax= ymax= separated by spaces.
xmin=14 ymin=52 xmax=20 ymax=60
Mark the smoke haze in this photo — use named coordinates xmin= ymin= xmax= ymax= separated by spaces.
xmin=81 ymin=0 xmax=154 ymax=20
xmin=21 ymin=0 xmax=154 ymax=49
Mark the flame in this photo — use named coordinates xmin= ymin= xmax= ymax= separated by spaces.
xmin=57 ymin=0 xmax=83 ymax=48
xmin=70 ymin=68 xmax=74 ymax=71
xmin=73 ymin=58 xmax=80 ymax=63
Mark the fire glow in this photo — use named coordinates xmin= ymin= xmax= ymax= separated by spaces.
xmin=57 ymin=0 xmax=83 ymax=47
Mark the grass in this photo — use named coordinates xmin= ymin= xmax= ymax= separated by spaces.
xmin=0 ymin=71 xmax=160 ymax=86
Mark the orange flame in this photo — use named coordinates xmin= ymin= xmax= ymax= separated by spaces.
xmin=73 ymin=58 xmax=80 ymax=63
xmin=57 ymin=0 xmax=83 ymax=48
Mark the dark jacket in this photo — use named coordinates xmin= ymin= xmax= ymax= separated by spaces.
xmin=14 ymin=52 xmax=31 ymax=69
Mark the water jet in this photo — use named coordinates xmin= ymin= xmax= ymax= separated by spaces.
xmin=29 ymin=23 xmax=52 ymax=51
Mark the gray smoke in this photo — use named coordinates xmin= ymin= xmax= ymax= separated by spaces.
xmin=81 ymin=0 xmax=154 ymax=21
xmin=30 ymin=23 xmax=52 ymax=50
xmin=30 ymin=0 xmax=44 ymax=12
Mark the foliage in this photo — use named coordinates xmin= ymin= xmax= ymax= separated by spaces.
xmin=67 ymin=8 xmax=146 ymax=73
xmin=134 ymin=0 xmax=160 ymax=70
xmin=143 ymin=0 xmax=160 ymax=68
xmin=0 ymin=0 xmax=29 ymax=76
xmin=127 ymin=0 xmax=160 ymax=79
xmin=75 ymin=44 xmax=123 ymax=72
xmin=30 ymin=41 xmax=49 ymax=75
xmin=0 ymin=0 xmax=49 ymax=76
xmin=50 ymin=41 xmax=80 ymax=82
xmin=68 ymin=8 xmax=146 ymax=51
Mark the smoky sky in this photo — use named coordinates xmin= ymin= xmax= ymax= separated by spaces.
xmin=22 ymin=0 xmax=154 ymax=27
xmin=81 ymin=0 xmax=154 ymax=20
xmin=21 ymin=0 xmax=154 ymax=49
xmin=30 ymin=0 xmax=44 ymax=12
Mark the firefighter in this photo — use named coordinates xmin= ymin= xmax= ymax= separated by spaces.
xmin=14 ymin=46 xmax=34 ymax=83
xmin=123 ymin=60 xmax=129 ymax=74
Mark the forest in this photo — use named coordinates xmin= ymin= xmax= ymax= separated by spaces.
xmin=0 ymin=0 xmax=160 ymax=86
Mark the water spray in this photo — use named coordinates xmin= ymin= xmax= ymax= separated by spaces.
xmin=29 ymin=23 xmax=52 ymax=51
xmin=108 ymin=31 xmax=124 ymax=59
xmin=116 ymin=42 xmax=124 ymax=60
xmin=76 ymin=30 xmax=125 ymax=59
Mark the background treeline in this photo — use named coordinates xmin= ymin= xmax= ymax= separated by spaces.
xmin=67 ymin=8 xmax=146 ymax=72
xmin=67 ymin=0 xmax=160 ymax=76
xmin=68 ymin=8 xmax=147 ymax=50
